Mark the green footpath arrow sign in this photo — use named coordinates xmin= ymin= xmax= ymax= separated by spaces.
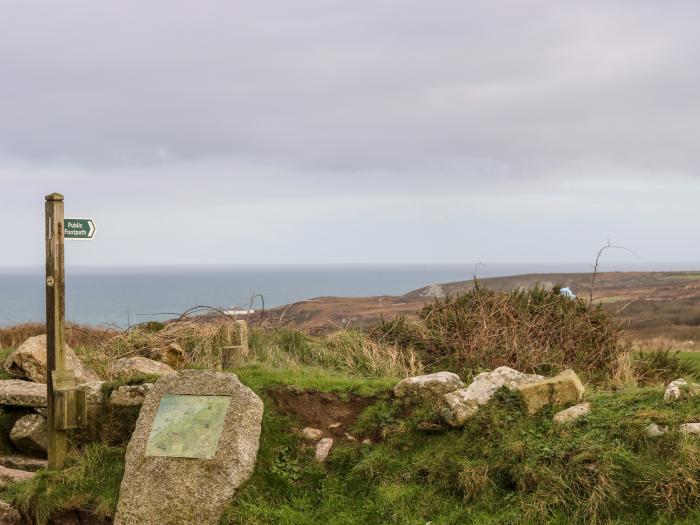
xmin=64 ymin=218 xmax=96 ymax=240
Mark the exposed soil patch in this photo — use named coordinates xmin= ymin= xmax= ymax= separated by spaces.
xmin=267 ymin=386 xmax=376 ymax=434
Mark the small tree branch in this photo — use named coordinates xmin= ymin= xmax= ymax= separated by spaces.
xmin=589 ymin=240 xmax=643 ymax=304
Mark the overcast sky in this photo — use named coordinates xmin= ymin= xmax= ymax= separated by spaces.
xmin=1 ymin=0 xmax=699 ymax=266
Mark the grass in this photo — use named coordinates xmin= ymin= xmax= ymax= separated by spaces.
xmin=632 ymin=349 xmax=700 ymax=386
xmin=248 ymin=328 xmax=422 ymax=379
xmin=221 ymin=387 xmax=700 ymax=524
xmin=678 ymin=351 xmax=700 ymax=363
xmin=10 ymin=379 xmax=700 ymax=524
xmin=594 ymin=295 xmax=630 ymax=304
xmin=2 ymin=313 xmax=700 ymax=523
xmin=4 ymin=443 xmax=124 ymax=525
xmin=232 ymin=364 xmax=395 ymax=397
xmin=0 ymin=346 xmax=15 ymax=380
xmin=662 ymin=274 xmax=700 ymax=281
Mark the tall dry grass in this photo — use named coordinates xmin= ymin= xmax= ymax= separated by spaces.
xmin=103 ymin=320 xmax=239 ymax=369
xmin=99 ymin=320 xmax=420 ymax=378
xmin=0 ymin=322 xmax=116 ymax=350
xmin=248 ymin=328 xmax=422 ymax=378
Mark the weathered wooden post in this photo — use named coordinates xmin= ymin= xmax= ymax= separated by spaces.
xmin=45 ymin=194 xmax=92 ymax=470
xmin=221 ymin=344 xmax=247 ymax=369
xmin=45 ymin=192 xmax=67 ymax=470
xmin=220 ymin=320 xmax=249 ymax=370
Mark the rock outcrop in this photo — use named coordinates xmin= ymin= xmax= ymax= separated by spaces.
xmin=442 ymin=367 xmax=543 ymax=427
xmin=664 ymin=379 xmax=687 ymax=402
xmin=553 ymin=402 xmax=590 ymax=424
xmin=0 ymin=380 xmax=47 ymax=407
xmin=315 ymin=437 xmax=334 ymax=462
xmin=76 ymin=381 xmax=147 ymax=445
xmin=679 ymin=423 xmax=700 ymax=435
xmin=114 ymin=370 xmax=263 ymax=525
xmin=109 ymin=356 xmax=175 ymax=380
xmin=393 ymin=372 xmax=464 ymax=399
xmin=10 ymin=414 xmax=48 ymax=457
xmin=645 ymin=423 xmax=668 ymax=437
xmin=664 ymin=378 xmax=700 ymax=402
xmin=302 ymin=427 xmax=324 ymax=441
xmin=0 ymin=464 xmax=34 ymax=487
xmin=0 ymin=454 xmax=47 ymax=472
xmin=3 ymin=335 xmax=100 ymax=385
xmin=516 ymin=369 xmax=585 ymax=414
xmin=147 ymin=343 xmax=186 ymax=369
xmin=109 ymin=384 xmax=152 ymax=407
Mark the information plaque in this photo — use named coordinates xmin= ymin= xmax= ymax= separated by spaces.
xmin=145 ymin=394 xmax=232 ymax=459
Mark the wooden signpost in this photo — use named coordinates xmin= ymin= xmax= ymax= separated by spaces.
xmin=45 ymin=193 xmax=94 ymax=469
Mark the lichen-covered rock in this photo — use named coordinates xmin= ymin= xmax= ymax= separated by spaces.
xmin=0 ymin=380 xmax=47 ymax=407
xmin=664 ymin=379 xmax=687 ymax=402
xmin=3 ymin=335 xmax=100 ymax=385
xmin=679 ymin=423 xmax=700 ymax=434
xmin=315 ymin=437 xmax=334 ymax=462
xmin=10 ymin=414 xmax=48 ymax=457
xmin=553 ymin=402 xmax=590 ymax=424
xmin=442 ymin=367 xmax=544 ymax=427
xmin=109 ymin=356 xmax=175 ymax=380
xmin=109 ymin=384 xmax=152 ymax=407
xmin=394 ymin=372 xmax=464 ymax=399
xmin=76 ymin=381 xmax=106 ymax=442
xmin=114 ymin=370 xmax=263 ymax=525
xmin=645 ymin=423 xmax=668 ymax=437
xmin=0 ymin=465 xmax=34 ymax=487
xmin=302 ymin=427 xmax=323 ymax=441
xmin=0 ymin=454 xmax=47 ymax=472
xmin=442 ymin=390 xmax=480 ymax=427
xmin=663 ymin=378 xmax=700 ymax=402
xmin=148 ymin=343 xmax=186 ymax=369
xmin=76 ymin=381 xmax=146 ymax=445
xmin=516 ymin=369 xmax=584 ymax=414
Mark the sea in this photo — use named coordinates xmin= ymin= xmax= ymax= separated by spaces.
xmin=1 ymin=262 xmax=698 ymax=328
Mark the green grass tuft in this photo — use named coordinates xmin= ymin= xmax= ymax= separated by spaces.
xmin=233 ymin=363 xmax=395 ymax=397
xmin=4 ymin=444 xmax=124 ymax=525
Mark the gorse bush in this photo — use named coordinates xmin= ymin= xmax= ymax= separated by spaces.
xmin=373 ymin=286 xmax=631 ymax=382
xmin=633 ymin=347 xmax=700 ymax=386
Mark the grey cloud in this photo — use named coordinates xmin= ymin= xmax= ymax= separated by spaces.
xmin=1 ymin=0 xmax=699 ymax=177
